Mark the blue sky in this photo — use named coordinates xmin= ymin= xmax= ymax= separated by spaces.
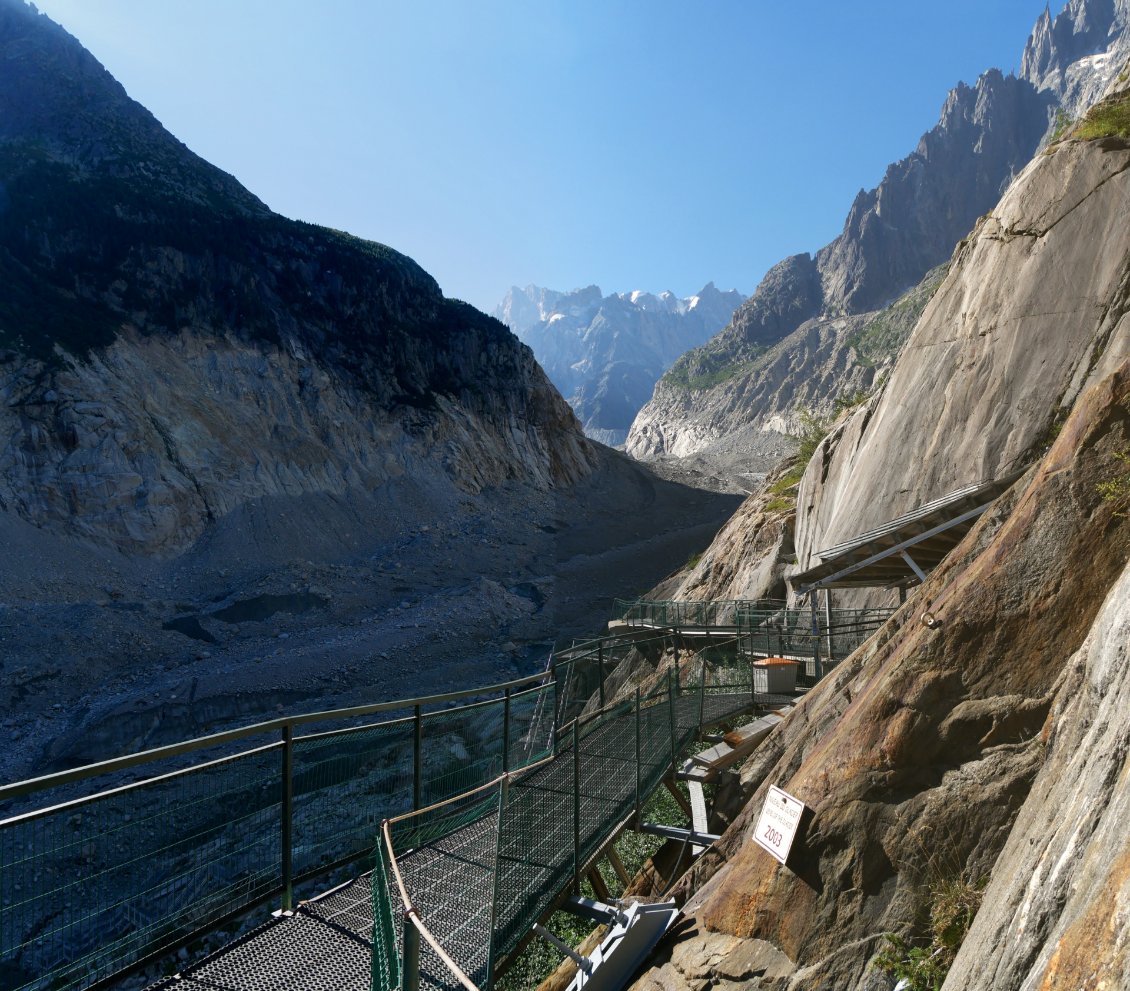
xmin=34 ymin=1 xmax=1060 ymax=312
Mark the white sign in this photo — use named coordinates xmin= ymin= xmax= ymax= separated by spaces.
xmin=752 ymin=785 xmax=806 ymax=864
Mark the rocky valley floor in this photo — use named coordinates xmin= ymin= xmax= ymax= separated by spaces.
xmin=0 ymin=446 xmax=741 ymax=785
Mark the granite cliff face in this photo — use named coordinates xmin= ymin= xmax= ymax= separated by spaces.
xmin=795 ymin=108 xmax=1130 ymax=568
xmin=635 ymin=358 xmax=1130 ymax=991
xmin=627 ymin=72 xmax=1130 ymax=991
xmin=496 ymin=283 xmax=743 ymax=447
xmin=0 ymin=0 xmax=594 ymax=556
xmin=626 ymin=0 xmax=1129 ymax=463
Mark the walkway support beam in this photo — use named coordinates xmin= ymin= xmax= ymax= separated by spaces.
xmin=280 ymin=722 xmax=294 ymax=912
xmin=402 ymin=912 xmax=421 ymax=991
xmin=572 ymin=720 xmax=581 ymax=895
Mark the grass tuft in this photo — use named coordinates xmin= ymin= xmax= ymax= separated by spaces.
xmin=1070 ymin=92 xmax=1130 ymax=142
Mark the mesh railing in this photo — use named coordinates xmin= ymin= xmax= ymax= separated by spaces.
xmin=377 ymin=677 xmax=692 ymax=991
xmin=612 ymin=598 xmax=786 ymax=628
xmin=0 ymin=674 xmax=557 ymax=991
xmin=736 ymin=606 xmax=894 ymax=685
xmin=2 ymin=597 xmax=892 ymax=991
xmin=375 ymin=652 xmax=781 ymax=991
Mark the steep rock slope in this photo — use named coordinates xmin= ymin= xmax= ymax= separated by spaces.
xmin=794 ymin=106 xmax=1130 ymax=568
xmin=626 ymin=74 xmax=1130 ymax=991
xmin=634 ymin=357 xmax=1130 ymax=991
xmin=625 ymin=268 xmax=946 ymax=464
xmin=496 ymin=283 xmax=743 ymax=446
xmin=627 ymin=0 xmax=1129 ymax=462
xmin=0 ymin=0 xmax=594 ymax=556
xmin=945 ymin=557 xmax=1130 ymax=988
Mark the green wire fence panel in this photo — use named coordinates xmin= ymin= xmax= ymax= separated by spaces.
xmin=389 ymin=784 xmax=505 ymax=991
xmin=371 ymin=841 xmax=401 ymax=991
xmin=1 ymin=672 xmax=558 ymax=991
xmin=292 ymin=717 xmax=417 ymax=880
xmin=421 ymin=700 xmax=506 ymax=809
xmin=506 ymin=683 xmax=556 ymax=770
xmin=613 ymin=598 xmax=787 ymax=627
xmin=3 ymin=594 xmax=868 ymax=991
xmin=0 ymin=744 xmax=282 ymax=991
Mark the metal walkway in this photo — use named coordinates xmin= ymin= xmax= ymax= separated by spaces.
xmin=1 ymin=604 xmax=893 ymax=991
xmin=146 ymin=691 xmax=774 ymax=991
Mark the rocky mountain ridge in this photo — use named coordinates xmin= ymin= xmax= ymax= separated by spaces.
xmin=0 ymin=0 xmax=596 ymax=556
xmin=626 ymin=0 xmax=1130 ymax=464
xmin=626 ymin=66 xmax=1130 ymax=991
xmin=0 ymin=0 xmax=746 ymax=781
xmin=496 ymin=282 xmax=743 ymax=446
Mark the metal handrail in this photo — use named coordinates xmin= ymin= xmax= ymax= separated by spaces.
xmin=3 ymin=597 xmax=893 ymax=991
xmin=382 ymin=820 xmax=481 ymax=991
xmin=0 ymin=668 xmax=553 ymax=804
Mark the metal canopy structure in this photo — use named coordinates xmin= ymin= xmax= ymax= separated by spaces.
xmin=791 ymin=474 xmax=1023 ymax=594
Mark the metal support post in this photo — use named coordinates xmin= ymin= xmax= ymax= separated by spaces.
xmin=502 ymin=688 xmax=512 ymax=773
xmin=634 ymin=688 xmax=642 ymax=824
xmin=413 ymin=704 xmax=423 ymax=812
xmin=598 ymin=643 xmax=606 ymax=709
xmin=824 ymin=589 xmax=834 ymax=663
xmin=810 ymin=601 xmax=822 ymax=681
xmin=533 ymin=924 xmax=592 ymax=974
xmin=697 ymin=655 xmax=707 ymax=730
xmin=667 ymin=672 xmax=678 ymax=775
xmin=572 ymin=720 xmax=581 ymax=895
xmin=486 ymin=775 xmax=509 ymax=987
xmin=281 ymin=722 xmax=294 ymax=911
xmin=402 ymin=911 xmax=421 ymax=991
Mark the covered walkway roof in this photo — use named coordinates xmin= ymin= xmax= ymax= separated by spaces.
xmin=791 ymin=473 xmax=1023 ymax=594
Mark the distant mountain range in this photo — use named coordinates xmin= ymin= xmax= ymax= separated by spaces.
xmin=494 ymin=283 xmax=744 ymax=446
xmin=626 ymin=0 xmax=1130 ymax=462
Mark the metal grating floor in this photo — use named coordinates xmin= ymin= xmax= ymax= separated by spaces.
xmin=145 ymin=878 xmax=374 ymax=991
xmin=141 ymin=689 xmax=784 ymax=991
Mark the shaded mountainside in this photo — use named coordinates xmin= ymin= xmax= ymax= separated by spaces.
xmin=0 ymin=0 xmax=748 ymax=783
xmin=627 ymin=0 xmax=1130 ymax=462
xmin=0 ymin=0 xmax=596 ymax=555
xmin=496 ymin=283 xmax=743 ymax=446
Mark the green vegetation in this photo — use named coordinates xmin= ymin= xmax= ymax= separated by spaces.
xmin=796 ymin=408 xmax=831 ymax=462
xmin=833 ymin=389 xmax=871 ymax=414
xmin=847 ymin=264 xmax=948 ymax=369
xmin=1035 ymin=408 xmax=1068 ymax=451
xmin=1070 ymin=91 xmax=1130 ymax=142
xmin=873 ymin=868 xmax=986 ymax=991
xmin=685 ymin=551 xmax=704 ymax=570
xmin=759 ymin=408 xmax=832 ymax=512
xmin=497 ymin=784 xmax=690 ymax=991
xmin=663 ymin=353 xmax=762 ymax=392
xmin=1048 ymin=107 xmax=1074 ymax=144
xmin=1097 ymin=450 xmax=1130 ymax=513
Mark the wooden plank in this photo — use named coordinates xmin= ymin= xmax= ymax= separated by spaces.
xmin=606 ymin=847 xmax=630 ymax=887
xmin=689 ymin=710 xmax=791 ymax=773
